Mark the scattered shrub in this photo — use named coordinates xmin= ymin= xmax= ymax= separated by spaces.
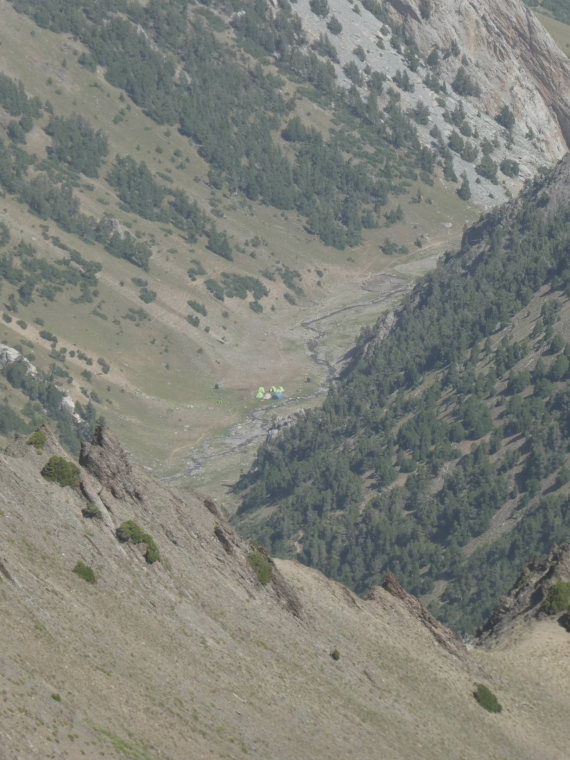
xmin=542 ymin=581 xmax=570 ymax=615
xmin=82 ymin=502 xmax=102 ymax=519
xmin=41 ymin=456 xmax=80 ymax=488
xmin=330 ymin=648 xmax=340 ymax=661
xmin=116 ymin=520 xmax=160 ymax=564
xmin=73 ymin=561 xmax=96 ymax=584
xmin=500 ymin=159 xmax=519 ymax=178
xmin=495 ymin=105 xmax=515 ymax=130
xmin=310 ymin=0 xmax=329 ymax=17
xmin=248 ymin=549 xmax=273 ymax=585
xmin=26 ymin=429 xmax=47 ymax=451
xmin=473 ymin=684 xmax=502 ymax=713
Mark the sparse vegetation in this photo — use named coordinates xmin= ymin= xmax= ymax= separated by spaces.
xmin=116 ymin=520 xmax=160 ymax=564
xmin=473 ymin=684 xmax=502 ymax=713
xmin=41 ymin=456 xmax=80 ymax=488
xmin=542 ymin=581 xmax=570 ymax=615
xmin=247 ymin=549 xmax=273 ymax=585
xmin=82 ymin=502 xmax=102 ymax=519
xmin=72 ymin=560 xmax=96 ymax=584
xmin=26 ymin=429 xmax=46 ymax=451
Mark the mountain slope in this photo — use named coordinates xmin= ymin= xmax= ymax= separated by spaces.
xmin=234 ymin=153 xmax=570 ymax=633
xmin=1 ymin=424 xmax=570 ymax=759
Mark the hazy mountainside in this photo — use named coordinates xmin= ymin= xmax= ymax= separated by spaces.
xmin=235 ymin=153 xmax=570 ymax=634
xmin=0 ymin=0 xmax=567 ymax=477
xmin=2 ymin=423 xmax=570 ymax=760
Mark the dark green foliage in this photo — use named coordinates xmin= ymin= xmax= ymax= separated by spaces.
xmin=542 ymin=582 xmax=570 ymax=615
xmin=248 ymin=549 xmax=273 ymax=585
xmin=309 ymin=0 xmax=329 ymax=18
xmin=330 ymin=648 xmax=340 ymax=660
xmin=409 ymin=100 xmax=429 ymax=125
xmin=205 ymin=273 xmax=269 ymax=302
xmin=476 ymin=155 xmax=498 ymax=183
xmin=327 ymin=15 xmax=342 ymax=34
xmin=500 ymin=159 xmax=519 ymax=178
xmin=138 ymin=286 xmax=156 ymax=304
xmin=343 ymin=61 xmax=363 ymax=87
xmin=107 ymin=156 xmax=165 ymax=220
xmin=8 ymin=120 xmax=27 ymax=144
xmin=361 ymin=0 xmax=390 ymax=23
xmin=187 ymin=260 xmax=206 ymax=281
xmin=45 ymin=115 xmax=108 ymax=177
xmin=312 ymin=34 xmax=338 ymax=63
xmin=0 ymin=73 xmax=42 ymax=118
xmin=0 ymin=403 xmax=28 ymax=435
xmin=443 ymin=150 xmax=457 ymax=183
xmin=495 ymin=105 xmax=515 ymax=131
xmin=81 ymin=502 xmax=102 ymax=519
xmin=461 ymin=142 xmax=479 ymax=163
xmin=41 ymin=456 xmax=80 ymax=488
xmin=461 ymin=398 xmax=492 ymax=439
xmin=116 ymin=520 xmax=160 ymax=564
xmin=457 ymin=173 xmax=471 ymax=201
xmin=26 ymin=429 xmax=47 ymax=450
xmin=187 ymin=299 xmax=207 ymax=316
xmin=105 ymin=231 xmax=151 ymax=271
xmin=451 ymin=67 xmax=481 ymax=97
xmin=0 ymin=222 xmax=9 ymax=247
xmin=2 ymin=358 xmax=97 ymax=455
xmin=205 ymin=279 xmax=225 ymax=302
xmin=474 ymin=684 xmax=502 ymax=713
xmin=419 ymin=0 xmax=431 ymax=19
xmin=73 ymin=560 xmax=96 ymax=584
xmin=206 ymin=226 xmax=233 ymax=261
xmin=393 ymin=69 xmax=414 ymax=93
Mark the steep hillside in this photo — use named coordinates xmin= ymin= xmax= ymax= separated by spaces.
xmin=1 ymin=423 xmax=570 ymax=759
xmin=234 ymin=153 xmax=570 ymax=634
xmin=0 ymin=0 xmax=567 ymax=479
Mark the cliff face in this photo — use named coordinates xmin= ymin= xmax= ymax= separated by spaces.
xmin=386 ymin=0 xmax=570 ymax=159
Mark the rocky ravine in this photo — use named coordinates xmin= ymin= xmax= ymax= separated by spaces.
xmin=1 ymin=425 xmax=570 ymax=759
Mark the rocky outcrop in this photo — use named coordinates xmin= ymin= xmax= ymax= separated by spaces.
xmin=265 ymin=411 xmax=306 ymax=443
xmin=79 ymin=423 xmax=144 ymax=502
xmin=0 ymin=343 xmax=37 ymax=376
xmin=477 ymin=542 xmax=570 ymax=644
xmin=377 ymin=572 xmax=466 ymax=659
xmin=385 ymin=0 xmax=570 ymax=159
